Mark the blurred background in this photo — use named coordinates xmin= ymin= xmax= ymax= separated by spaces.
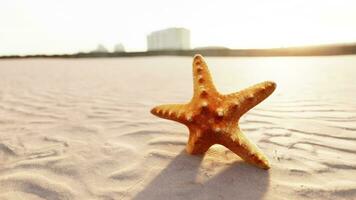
xmin=1 ymin=0 xmax=356 ymax=56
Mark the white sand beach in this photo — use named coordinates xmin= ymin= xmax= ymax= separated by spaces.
xmin=0 ymin=56 xmax=356 ymax=200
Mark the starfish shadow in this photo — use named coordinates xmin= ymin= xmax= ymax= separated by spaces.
xmin=133 ymin=150 xmax=270 ymax=200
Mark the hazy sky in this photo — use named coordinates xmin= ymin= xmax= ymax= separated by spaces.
xmin=1 ymin=0 xmax=356 ymax=55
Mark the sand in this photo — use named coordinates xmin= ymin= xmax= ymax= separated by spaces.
xmin=0 ymin=56 xmax=356 ymax=200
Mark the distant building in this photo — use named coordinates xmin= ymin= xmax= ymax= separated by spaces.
xmin=114 ymin=43 xmax=125 ymax=52
xmin=92 ymin=44 xmax=108 ymax=53
xmin=147 ymin=28 xmax=190 ymax=51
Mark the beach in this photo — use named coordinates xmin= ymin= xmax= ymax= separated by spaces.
xmin=0 ymin=56 xmax=356 ymax=200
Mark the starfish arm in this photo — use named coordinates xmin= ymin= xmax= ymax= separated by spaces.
xmin=186 ymin=128 xmax=214 ymax=155
xmin=221 ymin=128 xmax=270 ymax=169
xmin=192 ymin=54 xmax=218 ymax=98
xmin=150 ymin=104 xmax=188 ymax=123
xmin=225 ymin=81 xmax=276 ymax=117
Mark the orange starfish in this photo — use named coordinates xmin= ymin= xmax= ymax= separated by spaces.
xmin=151 ymin=54 xmax=276 ymax=169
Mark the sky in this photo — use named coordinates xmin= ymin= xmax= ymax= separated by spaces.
xmin=1 ymin=0 xmax=356 ymax=55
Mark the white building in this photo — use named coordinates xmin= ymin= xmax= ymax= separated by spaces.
xmin=147 ymin=28 xmax=190 ymax=51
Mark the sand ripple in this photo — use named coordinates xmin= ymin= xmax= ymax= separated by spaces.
xmin=0 ymin=57 xmax=356 ymax=199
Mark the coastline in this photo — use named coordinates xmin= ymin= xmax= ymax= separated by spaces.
xmin=1 ymin=43 xmax=356 ymax=59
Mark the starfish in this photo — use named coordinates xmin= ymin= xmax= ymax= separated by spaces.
xmin=151 ymin=54 xmax=276 ymax=170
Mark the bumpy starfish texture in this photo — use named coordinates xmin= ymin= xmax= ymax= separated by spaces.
xmin=151 ymin=54 xmax=276 ymax=170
